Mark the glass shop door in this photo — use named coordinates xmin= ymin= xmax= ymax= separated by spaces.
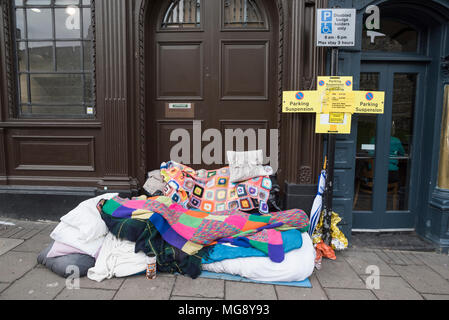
xmin=352 ymin=63 xmax=426 ymax=230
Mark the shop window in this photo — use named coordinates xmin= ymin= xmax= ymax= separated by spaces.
xmin=14 ymin=0 xmax=94 ymax=117
xmin=223 ymin=0 xmax=266 ymax=29
xmin=362 ymin=18 xmax=419 ymax=53
xmin=161 ymin=0 xmax=201 ymax=29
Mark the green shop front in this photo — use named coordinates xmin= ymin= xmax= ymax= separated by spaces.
xmin=326 ymin=0 xmax=449 ymax=250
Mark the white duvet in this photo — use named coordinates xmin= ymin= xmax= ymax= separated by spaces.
xmin=50 ymin=193 xmax=118 ymax=257
xmin=202 ymin=232 xmax=315 ymax=282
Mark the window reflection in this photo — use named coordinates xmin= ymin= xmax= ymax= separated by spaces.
xmin=55 ymin=7 xmax=81 ymax=38
xmin=353 ymin=73 xmax=379 ymax=211
xmin=30 ymin=74 xmax=83 ymax=104
xmin=19 ymin=74 xmax=28 ymax=103
xmin=56 ymin=41 xmax=81 ymax=71
xmin=26 ymin=9 xmax=53 ymax=39
xmin=223 ymin=0 xmax=266 ymax=29
xmin=161 ymin=0 xmax=201 ymax=29
xmin=388 ymin=73 xmax=417 ymax=211
xmin=29 ymin=41 xmax=53 ymax=71
xmin=363 ymin=19 xmax=418 ymax=53
xmin=14 ymin=0 xmax=94 ymax=117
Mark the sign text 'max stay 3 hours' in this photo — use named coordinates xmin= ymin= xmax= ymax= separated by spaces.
xmin=317 ymin=8 xmax=356 ymax=47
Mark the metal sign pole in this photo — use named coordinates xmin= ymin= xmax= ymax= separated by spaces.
xmin=322 ymin=47 xmax=339 ymax=246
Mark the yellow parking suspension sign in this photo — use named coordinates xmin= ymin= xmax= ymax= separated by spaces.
xmin=282 ymin=76 xmax=385 ymax=134
xmin=322 ymin=91 xmax=355 ymax=113
xmin=354 ymin=91 xmax=385 ymax=114
xmin=317 ymin=76 xmax=354 ymax=93
xmin=316 ymin=112 xmax=352 ymax=134
xmin=282 ymin=91 xmax=320 ymax=113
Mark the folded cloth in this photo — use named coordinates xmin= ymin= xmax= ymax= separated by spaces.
xmin=37 ymin=241 xmax=96 ymax=278
xmin=47 ymin=240 xmax=100 ymax=259
xmin=50 ymin=222 xmax=105 ymax=258
xmin=49 ymin=193 xmax=118 ymax=257
xmin=202 ymin=232 xmax=315 ymax=282
xmin=60 ymin=193 xmax=118 ymax=241
xmin=87 ymin=233 xmax=148 ymax=282
xmin=202 ymin=229 xmax=303 ymax=264
xmin=143 ymin=170 xmax=166 ymax=195
xmin=100 ymin=195 xmax=310 ymax=263
xmin=227 ymin=150 xmax=273 ymax=183
xmin=98 ymin=198 xmax=207 ymax=279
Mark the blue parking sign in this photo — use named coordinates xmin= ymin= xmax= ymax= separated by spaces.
xmin=321 ymin=22 xmax=332 ymax=34
xmin=317 ymin=8 xmax=356 ymax=47
xmin=321 ymin=10 xmax=332 ymax=22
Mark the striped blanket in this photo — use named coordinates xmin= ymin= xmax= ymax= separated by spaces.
xmin=99 ymin=195 xmax=309 ymax=263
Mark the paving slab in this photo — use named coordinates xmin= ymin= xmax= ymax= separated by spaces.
xmin=341 ymin=250 xmax=398 ymax=276
xmin=172 ymin=275 xmax=224 ymax=299
xmin=422 ymin=294 xmax=449 ymax=300
xmin=11 ymin=227 xmax=54 ymax=253
xmin=0 ymin=283 xmax=10 ymax=293
xmin=0 ymin=251 xmax=37 ymax=283
xmin=0 ymin=238 xmax=24 ymax=256
xmin=225 ymin=281 xmax=277 ymax=300
xmin=372 ymin=249 xmax=396 ymax=265
xmin=0 ymin=220 xmax=51 ymax=239
xmin=0 ymin=226 xmax=25 ymax=238
xmin=360 ymin=276 xmax=423 ymax=300
xmin=79 ymin=276 xmax=125 ymax=290
xmin=412 ymin=252 xmax=449 ymax=280
xmin=324 ymin=288 xmax=377 ymax=300
xmin=11 ymin=228 xmax=42 ymax=240
xmin=380 ymin=250 xmax=409 ymax=265
xmin=55 ymin=288 xmax=115 ymax=300
xmin=393 ymin=251 xmax=425 ymax=265
xmin=113 ymin=274 xmax=175 ymax=300
xmin=392 ymin=265 xmax=449 ymax=295
xmin=0 ymin=268 xmax=64 ymax=300
xmin=275 ymin=274 xmax=328 ymax=300
xmin=315 ymin=258 xmax=366 ymax=289
xmin=170 ymin=295 xmax=222 ymax=300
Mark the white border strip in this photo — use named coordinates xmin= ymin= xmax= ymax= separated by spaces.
xmin=0 ymin=221 xmax=15 ymax=226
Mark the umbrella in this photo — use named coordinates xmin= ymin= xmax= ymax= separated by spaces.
xmin=308 ymin=169 xmax=326 ymax=236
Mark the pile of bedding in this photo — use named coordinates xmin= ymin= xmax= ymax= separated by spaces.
xmin=38 ymin=152 xmax=316 ymax=283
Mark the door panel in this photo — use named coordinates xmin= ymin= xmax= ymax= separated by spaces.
xmin=353 ymin=63 xmax=426 ymax=230
xmin=157 ymin=42 xmax=204 ymax=99
xmin=147 ymin=0 xmax=277 ymax=170
xmin=220 ymin=41 xmax=269 ymax=99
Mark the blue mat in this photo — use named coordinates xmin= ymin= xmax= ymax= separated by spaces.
xmin=199 ymin=271 xmax=312 ymax=288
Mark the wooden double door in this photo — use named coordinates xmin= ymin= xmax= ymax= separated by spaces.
xmin=146 ymin=0 xmax=279 ymax=170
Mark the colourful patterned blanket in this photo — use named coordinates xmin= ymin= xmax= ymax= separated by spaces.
xmin=160 ymin=161 xmax=273 ymax=214
xmin=100 ymin=195 xmax=309 ymax=263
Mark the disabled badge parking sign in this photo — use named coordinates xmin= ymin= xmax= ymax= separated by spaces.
xmin=317 ymin=8 xmax=356 ymax=47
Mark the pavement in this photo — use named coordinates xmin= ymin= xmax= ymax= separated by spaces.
xmin=1 ymin=217 xmax=449 ymax=301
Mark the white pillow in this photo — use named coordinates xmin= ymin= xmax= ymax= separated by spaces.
xmin=202 ymin=232 xmax=315 ymax=282
xmin=50 ymin=221 xmax=105 ymax=258
xmin=143 ymin=170 xmax=166 ymax=195
xmin=227 ymin=150 xmax=273 ymax=183
xmin=59 ymin=193 xmax=118 ymax=242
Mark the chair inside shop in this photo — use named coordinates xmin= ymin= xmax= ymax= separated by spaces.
xmin=353 ymin=159 xmax=399 ymax=210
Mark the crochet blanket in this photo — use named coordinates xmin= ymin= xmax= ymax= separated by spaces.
xmin=100 ymin=195 xmax=309 ymax=263
xmin=160 ymin=161 xmax=273 ymax=214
